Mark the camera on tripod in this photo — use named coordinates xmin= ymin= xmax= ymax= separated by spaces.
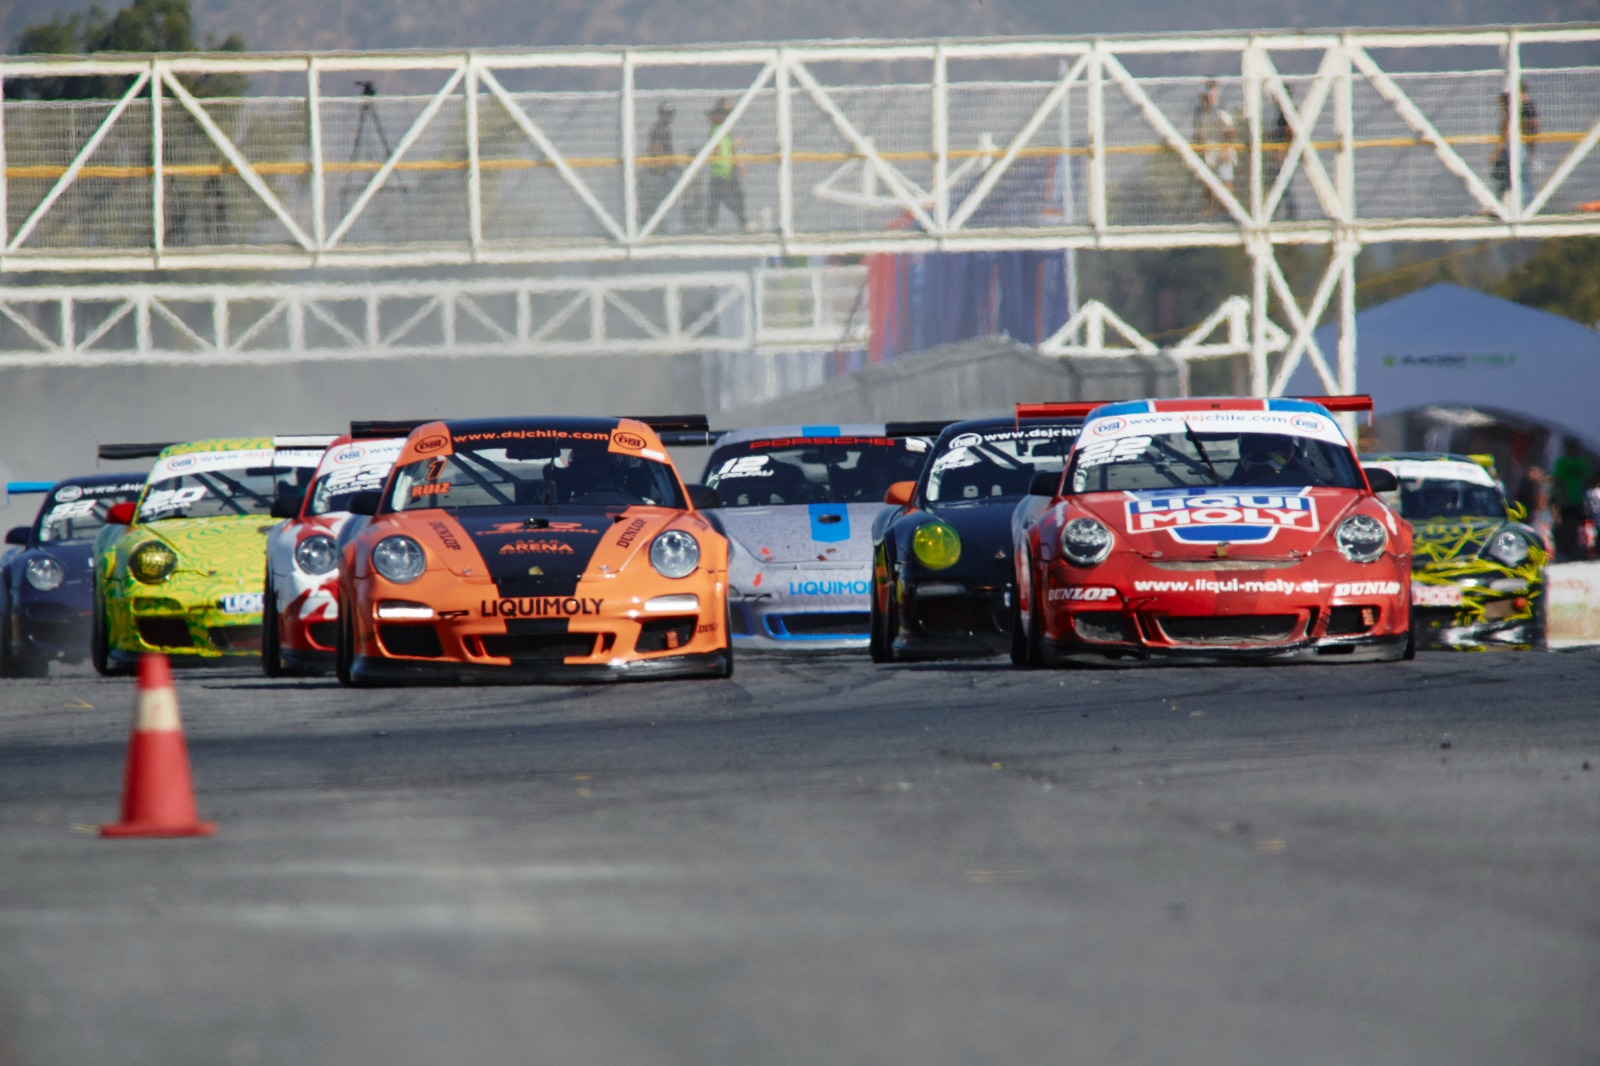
xmin=355 ymin=80 xmax=376 ymax=96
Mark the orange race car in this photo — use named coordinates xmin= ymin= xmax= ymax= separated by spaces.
xmin=335 ymin=416 xmax=732 ymax=684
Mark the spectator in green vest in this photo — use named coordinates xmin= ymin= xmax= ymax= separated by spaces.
xmin=704 ymin=99 xmax=748 ymax=232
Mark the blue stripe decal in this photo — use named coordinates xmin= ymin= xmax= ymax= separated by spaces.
xmin=808 ymin=502 xmax=851 ymax=543
xmin=800 ymin=425 xmax=840 ymax=437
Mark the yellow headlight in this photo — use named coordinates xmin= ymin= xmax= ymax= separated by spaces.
xmin=912 ymin=521 xmax=961 ymax=570
xmin=129 ymin=541 xmax=177 ymax=584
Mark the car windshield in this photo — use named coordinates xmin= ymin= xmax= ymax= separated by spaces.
xmin=387 ymin=439 xmax=685 ymax=512
xmin=308 ymin=463 xmax=396 ymax=516
xmin=703 ymin=436 xmax=929 ymax=507
xmin=139 ymin=463 xmax=315 ymax=521
xmin=1392 ymin=477 xmax=1506 ymax=520
xmin=923 ymin=425 xmax=1079 ymax=503
xmin=1067 ymin=429 xmax=1363 ymax=493
xmin=36 ymin=486 xmax=142 ymax=543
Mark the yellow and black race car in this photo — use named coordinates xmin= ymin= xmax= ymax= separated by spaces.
xmin=1361 ymin=453 xmax=1547 ymax=651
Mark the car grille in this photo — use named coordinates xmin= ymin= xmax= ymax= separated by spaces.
xmin=765 ymin=612 xmax=870 ymax=638
xmin=1156 ymin=614 xmax=1298 ymax=645
xmin=913 ymin=596 xmax=1005 ymax=637
xmin=1072 ymin=612 xmax=1134 ymax=643
xmin=636 ymin=617 xmax=697 ymax=653
xmin=306 ymin=621 xmax=339 ymax=649
xmin=478 ymin=631 xmax=595 ymax=663
xmin=135 ymin=616 xmax=192 ymax=648
xmin=379 ymin=624 xmax=445 ymax=658
xmin=208 ymin=625 xmax=262 ymax=653
xmin=1324 ymin=606 xmax=1376 ymax=636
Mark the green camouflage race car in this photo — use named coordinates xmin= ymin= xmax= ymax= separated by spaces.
xmin=92 ymin=436 xmax=330 ymax=673
xmin=1361 ymin=453 xmax=1547 ymax=651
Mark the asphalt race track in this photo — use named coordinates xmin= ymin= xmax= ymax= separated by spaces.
xmin=3 ymin=649 xmax=1598 ymax=1066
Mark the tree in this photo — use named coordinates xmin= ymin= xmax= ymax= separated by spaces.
xmin=1498 ymin=237 xmax=1600 ymax=328
xmin=10 ymin=0 xmax=247 ymax=99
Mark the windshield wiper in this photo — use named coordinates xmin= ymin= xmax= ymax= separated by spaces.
xmin=1182 ymin=421 xmax=1222 ymax=484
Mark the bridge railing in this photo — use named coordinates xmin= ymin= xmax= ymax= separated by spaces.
xmin=4 ymin=27 xmax=1600 ymax=272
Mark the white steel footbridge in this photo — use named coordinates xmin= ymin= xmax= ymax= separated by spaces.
xmin=3 ymin=24 xmax=1600 ymax=394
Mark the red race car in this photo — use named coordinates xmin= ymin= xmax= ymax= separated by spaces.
xmin=1012 ymin=396 xmax=1413 ymax=665
xmin=262 ymin=434 xmax=407 ymax=676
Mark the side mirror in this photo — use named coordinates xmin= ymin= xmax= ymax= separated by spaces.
xmin=106 ymin=501 xmax=136 ymax=526
xmin=685 ymin=483 xmax=722 ymax=510
xmin=270 ymin=493 xmax=304 ymax=520
xmin=5 ymin=526 xmax=28 ymax=546
xmin=1363 ymin=467 xmax=1398 ymax=493
xmin=346 ymin=491 xmax=381 ymax=516
xmin=884 ymin=481 xmax=915 ymax=506
xmin=1028 ymin=471 xmax=1062 ymax=497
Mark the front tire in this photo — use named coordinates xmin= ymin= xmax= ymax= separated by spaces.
xmin=91 ymin=598 xmax=112 ymax=677
xmin=335 ymin=591 xmax=356 ymax=686
xmin=715 ymin=597 xmax=735 ymax=679
xmin=869 ymin=579 xmax=897 ymax=664
xmin=0 ymin=607 xmax=48 ymax=679
xmin=261 ymin=576 xmax=284 ymax=678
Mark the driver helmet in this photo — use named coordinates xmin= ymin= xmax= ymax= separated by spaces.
xmin=1237 ymin=433 xmax=1293 ymax=474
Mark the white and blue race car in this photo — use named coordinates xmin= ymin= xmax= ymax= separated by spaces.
xmin=700 ymin=424 xmax=942 ymax=650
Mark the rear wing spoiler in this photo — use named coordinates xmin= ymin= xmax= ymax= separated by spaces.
xmin=884 ymin=420 xmax=955 ymax=438
xmin=98 ymin=442 xmax=176 ymax=461
xmin=4 ymin=480 xmax=54 ymax=504
xmin=1016 ymin=395 xmax=1375 ymax=422
xmin=99 ymin=437 xmax=338 ymax=461
xmin=1014 ymin=402 xmax=1099 ymax=421
xmin=630 ymin=415 xmax=716 ymax=448
xmin=350 ymin=419 xmax=434 ymax=440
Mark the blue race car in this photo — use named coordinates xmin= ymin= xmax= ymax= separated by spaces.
xmin=3 ymin=475 xmax=147 ymax=677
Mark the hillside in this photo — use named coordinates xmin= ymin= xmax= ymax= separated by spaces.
xmin=4 ymin=0 xmax=1599 ymax=56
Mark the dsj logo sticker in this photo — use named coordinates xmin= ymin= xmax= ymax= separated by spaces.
xmin=413 ymin=434 xmax=449 ymax=456
xmin=612 ymin=432 xmax=646 ymax=450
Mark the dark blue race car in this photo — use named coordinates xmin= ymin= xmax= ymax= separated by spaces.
xmin=3 ymin=475 xmax=146 ymax=677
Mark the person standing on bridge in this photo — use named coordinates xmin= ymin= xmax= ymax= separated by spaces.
xmin=703 ymin=99 xmax=749 ymax=233
xmin=1191 ymin=78 xmax=1238 ymax=221
xmin=1491 ymin=83 xmax=1541 ymax=205
xmin=640 ymin=102 xmax=680 ymax=232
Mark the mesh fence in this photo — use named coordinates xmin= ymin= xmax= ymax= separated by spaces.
xmin=4 ymin=49 xmax=1600 ymax=260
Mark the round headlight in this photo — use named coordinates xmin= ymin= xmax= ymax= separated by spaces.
xmin=911 ymin=521 xmax=961 ymax=570
xmin=24 ymin=556 xmax=65 ymax=592
xmin=649 ymin=530 xmax=701 ymax=579
xmin=1335 ymin=514 xmax=1387 ymax=563
xmin=371 ymin=535 xmax=426 ymax=583
xmin=129 ymin=541 xmax=177 ymax=584
xmin=1060 ymin=517 xmax=1114 ymax=566
xmin=1484 ymin=528 xmax=1531 ymax=568
xmin=295 ymin=534 xmax=339 ymax=576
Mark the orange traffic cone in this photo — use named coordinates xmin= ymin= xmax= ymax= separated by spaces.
xmin=100 ymin=653 xmax=216 ymax=838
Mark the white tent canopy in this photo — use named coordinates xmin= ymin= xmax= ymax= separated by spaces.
xmin=1294 ymin=283 xmax=1600 ymax=456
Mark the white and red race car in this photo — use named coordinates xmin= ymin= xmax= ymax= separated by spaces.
xmin=263 ymin=433 xmax=406 ymax=675
xmin=1011 ymin=396 xmax=1414 ymax=665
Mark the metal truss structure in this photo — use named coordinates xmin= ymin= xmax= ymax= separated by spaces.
xmin=0 ymin=265 xmax=868 ymax=367
xmin=3 ymin=25 xmax=1600 ymax=391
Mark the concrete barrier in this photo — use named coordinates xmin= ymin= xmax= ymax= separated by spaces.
xmin=1546 ymin=561 xmax=1600 ymax=647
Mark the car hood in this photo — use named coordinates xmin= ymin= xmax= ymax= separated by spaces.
xmin=715 ymin=502 xmax=877 ymax=566
xmin=1072 ymin=487 xmax=1370 ymax=559
xmin=140 ymin=515 xmax=275 ymax=577
xmin=1408 ymin=515 xmax=1505 ymax=566
xmin=402 ymin=507 xmax=698 ymax=597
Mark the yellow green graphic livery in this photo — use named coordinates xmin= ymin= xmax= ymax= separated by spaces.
xmin=92 ymin=436 xmax=329 ymax=673
xmin=1362 ymin=453 xmax=1547 ymax=651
